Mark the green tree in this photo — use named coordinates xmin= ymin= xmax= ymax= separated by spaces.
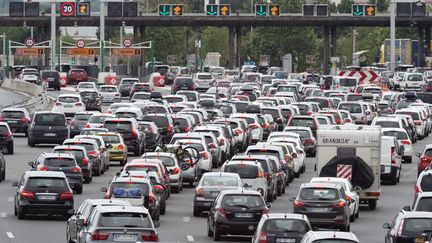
xmin=337 ymin=0 xmax=354 ymax=13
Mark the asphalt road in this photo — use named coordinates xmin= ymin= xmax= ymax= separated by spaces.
xmin=0 ymin=88 xmax=28 ymax=108
xmin=0 ymin=87 xmax=426 ymax=243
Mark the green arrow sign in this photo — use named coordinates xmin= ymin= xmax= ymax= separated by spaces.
xmin=256 ymin=5 xmax=266 ymax=16
xmin=207 ymin=5 xmax=217 ymax=16
xmin=159 ymin=5 xmax=170 ymax=16
xmin=353 ymin=5 xmax=363 ymax=16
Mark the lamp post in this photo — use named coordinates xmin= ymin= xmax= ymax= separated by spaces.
xmin=0 ymin=33 xmax=5 ymax=68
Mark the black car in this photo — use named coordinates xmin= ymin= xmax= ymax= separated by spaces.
xmin=138 ymin=121 xmax=162 ymax=152
xmin=13 ymin=171 xmax=74 ymax=219
xmin=118 ymin=78 xmax=139 ymax=97
xmin=70 ymin=112 xmax=96 ymax=137
xmin=130 ymin=83 xmax=152 ymax=99
xmin=383 ymin=210 xmax=432 ymax=243
xmin=79 ymin=90 xmax=102 ymax=112
xmin=142 ymin=114 xmax=177 ymax=144
xmin=103 ymin=118 xmax=145 ymax=156
xmin=29 ymin=153 xmax=84 ymax=194
xmin=0 ymin=123 xmax=14 ymax=154
xmin=171 ymin=77 xmax=195 ymax=94
xmin=40 ymin=70 xmax=60 ymax=91
xmin=53 ymin=145 xmax=92 ymax=184
xmin=28 ymin=112 xmax=69 ymax=147
xmin=0 ymin=107 xmax=31 ymax=136
xmin=207 ymin=190 xmax=269 ymax=241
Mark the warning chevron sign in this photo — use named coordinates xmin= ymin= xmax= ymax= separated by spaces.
xmin=337 ymin=70 xmax=378 ymax=84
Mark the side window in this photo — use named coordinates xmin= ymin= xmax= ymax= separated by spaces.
xmin=390 ymin=214 xmax=398 ymax=228
xmin=76 ymin=202 xmax=88 ymax=215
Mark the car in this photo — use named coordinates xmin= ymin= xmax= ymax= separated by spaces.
xmin=101 ymin=176 xmax=161 ymax=220
xmin=13 ymin=171 xmax=74 ymax=220
xmin=193 ymin=172 xmax=243 ymax=217
xmin=230 ymin=113 xmax=264 ymax=144
xmin=0 ymin=153 xmax=6 ymax=182
xmin=114 ymin=107 xmax=144 ymax=121
xmin=300 ymin=231 xmax=359 ymax=243
xmin=284 ymin=126 xmax=317 ymax=157
xmin=66 ymin=199 xmax=131 ymax=243
xmin=395 ymin=108 xmax=428 ymax=139
xmin=29 ymin=152 xmax=84 ymax=194
xmin=383 ymin=211 xmax=432 ymax=243
xmin=172 ymin=77 xmax=195 ymax=94
xmin=338 ymin=101 xmax=368 ymax=125
xmin=70 ymin=111 xmax=99 ymax=137
xmin=0 ymin=122 xmax=13 ymax=154
xmin=79 ymin=89 xmax=102 ymax=112
xmin=141 ymin=152 xmax=184 ymax=193
xmin=97 ymin=132 xmax=128 ymax=166
xmin=252 ymin=213 xmax=312 ymax=243
xmin=0 ymin=107 xmax=31 ymax=136
xmin=76 ymin=82 xmax=96 ymax=92
xmin=52 ymin=94 xmax=85 ymax=118
xmin=74 ymin=135 xmax=110 ymax=171
xmin=142 ymin=114 xmax=177 ymax=144
xmin=63 ymin=138 xmax=106 ymax=176
xmin=380 ymin=135 xmax=403 ymax=185
xmin=67 ymin=69 xmax=88 ymax=84
xmin=85 ymin=113 xmax=115 ymax=129
xmin=77 ymin=205 xmax=159 ymax=242
xmin=290 ymin=183 xmax=351 ymax=231
xmin=130 ymin=92 xmax=151 ymax=103
xmin=20 ymin=68 xmax=38 ymax=84
xmin=416 ymin=145 xmax=432 ymax=176
xmin=53 ymin=145 xmax=92 ymax=184
xmin=400 ymin=72 xmax=426 ymax=91
xmin=172 ymin=138 xmax=213 ymax=173
xmin=80 ymin=128 xmax=109 ymax=136
xmin=309 ymin=177 xmax=361 ymax=222
xmin=382 ymin=128 xmax=413 ymax=163
xmin=287 ymin=115 xmax=319 ymax=138
xmin=207 ymin=189 xmax=269 ymax=241
xmin=39 ymin=70 xmax=60 ymax=90
xmin=137 ymin=121 xmax=162 ymax=152
xmin=415 ymin=169 xmax=432 ymax=198
xmin=103 ymin=117 xmax=145 ymax=156
xmin=194 ymin=126 xmax=231 ymax=162
xmin=28 ymin=111 xmax=69 ymax=147
xmin=407 ymin=191 xmax=432 ymax=212
xmin=118 ymin=78 xmax=139 ymax=97
xmin=130 ymin=82 xmax=152 ymax=99
xmin=121 ymin=158 xmax=170 ymax=191
xmin=98 ymin=85 xmax=121 ymax=103
xmin=193 ymin=72 xmax=215 ymax=92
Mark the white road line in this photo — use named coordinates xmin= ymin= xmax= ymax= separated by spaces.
xmin=6 ymin=232 xmax=14 ymax=239
xmin=186 ymin=235 xmax=194 ymax=242
xmin=0 ymin=212 xmax=7 ymax=218
xmin=7 ymin=197 xmax=13 ymax=202
xmin=402 ymin=166 xmax=417 ymax=178
xmin=182 ymin=216 xmax=191 ymax=222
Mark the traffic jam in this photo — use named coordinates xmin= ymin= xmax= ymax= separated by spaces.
xmin=2 ymin=64 xmax=432 ymax=243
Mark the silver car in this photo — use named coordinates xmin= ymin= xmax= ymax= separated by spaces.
xmin=98 ymin=85 xmax=121 ymax=103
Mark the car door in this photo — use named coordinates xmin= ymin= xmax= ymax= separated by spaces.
xmin=68 ymin=201 xmax=88 ymax=242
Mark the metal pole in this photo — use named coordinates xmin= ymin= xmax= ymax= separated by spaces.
xmin=2 ymin=33 xmax=5 ymax=68
xmin=146 ymin=0 xmax=149 ymax=13
xmin=30 ymin=26 xmax=33 ymax=39
xmin=51 ymin=2 xmax=56 ymax=70
xmin=7 ymin=40 xmax=10 ymax=68
xmin=390 ymin=0 xmax=396 ymax=72
xmin=100 ymin=1 xmax=105 ymax=71
xmin=58 ymin=38 xmax=61 ymax=70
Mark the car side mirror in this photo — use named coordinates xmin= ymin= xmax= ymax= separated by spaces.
xmin=76 ymin=218 xmax=85 ymax=227
xmin=403 ymin=206 xmax=411 ymax=211
xmin=153 ymin=221 xmax=160 ymax=228
xmin=154 ymin=185 xmax=164 ymax=193
xmin=100 ymin=187 xmax=108 ymax=193
xmin=67 ymin=209 xmax=75 ymax=215
xmin=28 ymin=161 xmax=35 ymax=167
xmin=107 ymin=144 xmax=113 ymax=149
xmin=382 ymin=223 xmax=391 ymax=229
xmin=266 ymin=203 xmax=271 ymax=208
xmin=115 ymin=172 xmax=121 ymax=177
xmin=289 ymin=197 xmax=296 ymax=202
xmin=12 ymin=181 xmax=18 ymax=187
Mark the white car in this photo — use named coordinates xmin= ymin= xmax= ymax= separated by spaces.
xmin=395 ymin=108 xmax=428 ymax=139
xmin=85 ymin=113 xmax=115 ymax=128
xmin=193 ymin=126 xmax=230 ymax=162
xmin=107 ymin=102 xmax=134 ymax=114
xmin=76 ymin=82 xmax=96 ymax=93
xmin=141 ymin=152 xmax=183 ymax=192
xmin=300 ymin=231 xmax=359 ymax=243
xmin=230 ymin=113 xmax=263 ymax=144
xmin=400 ymin=72 xmax=426 ymax=91
xmin=266 ymin=138 xmax=306 ymax=176
xmin=380 ymin=135 xmax=402 ymax=185
xmin=382 ymin=127 xmax=413 ymax=163
xmin=98 ymin=85 xmax=121 ymax=103
xmin=309 ymin=177 xmax=360 ymax=222
xmin=21 ymin=68 xmax=39 ymax=84
xmin=52 ymin=94 xmax=85 ymax=117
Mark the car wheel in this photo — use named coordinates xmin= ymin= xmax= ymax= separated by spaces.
xmin=207 ymin=221 xmax=214 ymax=237
xmin=282 ymin=185 xmax=286 ymax=194
xmin=84 ymin=176 xmax=90 ymax=184
xmin=173 ymin=186 xmax=180 ymax=193
xmin=8 ymin=143 xmax=13 ymax=155
xmin=213 ymin=224 xmax=221 ymax=241
xmin=160 ymin=202 xmax=166 ymax=215
xmin=93 ymin=166 xmax=101 ymax=176
xmin=267 ymin=191 xmax=273 ymax=202
xmin=277 ymin=185 xmax=282 ymax=196
xmin=134 ymin=145 xmax=140 ymax=156
xmin=397 ymin=167 xmax=401 ymax=183
xmin=294 ymin=171 xmax=300 ymax=178
xmin=350 ymin=213 xmax=355 ymax=222
xmin=17 ymin=207 xmax=24 ymax=220
xmin=28 ymin=138 xmax=35 ymax=147
xmin=193 ymin=207 xmax=201 ymax=217
xmin=14 ymin=204 xmax=17 ymax=216
xmin=346 ymin=223 xmax=351 ymax=232
xmin=75 ymin=186 xmax=83 ymax=194
xmin=391 ymin=174 xmax=398 ymax=185
xmin=355 ymin=209 xmax=359 ymax=218
xmin=120 ymin=158 xmax=126 ymax=166
xmin=369 ymin=200 xmax=377 ymax=210
xmin=405 ymin=156 xmax=412 ymax=164
xmin=24 ymin=130 xmax=28 ymax=137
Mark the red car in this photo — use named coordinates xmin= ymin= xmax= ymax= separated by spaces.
xmin=67 ymin=69 xmax=88 ymax=84
xmin=417 ymin=145 xmax=432 ymax=176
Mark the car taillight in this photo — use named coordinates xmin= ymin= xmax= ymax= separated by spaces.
xmin=219 ymin=138 xmax=225 ymax=145
xmin=306 ymin=111 xmax=312 ymax=115
xmin=88 ymin=151 xmax=98 ymax=158
xmin=91 ymin=230 xmax=109 ymax=241
xmin=262 ymin=207 xmax=269 ymax=214
xmin=85 ymin=123 xmax=90 ymax=128
xmin=166 ymin=125 xmax=174 ymax=133
xmin=0 ymin=116 xmax=3 ymax=121
xmin=55 ymin=102 xmax=62 ymax=106
xmin=196 ymin=188 xmax=204 ymax=197
xmin=261 ymin=123 xmax=269 ymax=129
xmin=200 ymin=151 xmax=209 ymax=159
xmin=249 ymin=124 xmax=259 ymax=129
xmin=293 ymin=200 xmax=305 ymax=208
xmin=183 ymin=127 xmax=190 ymax=132
xmin=171 ymin=167 xmax=180 ymax=175
xmin=345 ymin=119 xmax=352 ymax=123
xmin=235 ymin=129 xmax=242 ymax=135
xmin=400 ymin=140 xmax=411 ymax=145
xmin=258 ymin=232 xmax=267 ymax=243
xmin=305 ymin=138 xmax=315 ymax=145
xmin=71 ymin=167 xmax=81 ymax=172
xmin=415 ymin=121 xmax=422 ymax=126
xmin=19 ymin=117 xmax=29 ymax=123
xmin=81 ymin=158 xmax=89 ymax=166
xmin=142 ymin=231 xmax=159 ymax=242
xmin=209 ymin=143 xmax=217 ymax=149
xmin=415 ymin=186 xmax=419 ymax=194
xmin=333 ymin=201 xmax=345 ymax=208
xmin=360 ymin=116 xmax=365 ymax=123
xmin=75 ymin=102 xmax=82 ymax=106
xmin=38 ymin=165 xmax=48 ymax=171
xmin=397 ymin=219 xmax=404 ymax=237
xmin=336 ymin=118 xmax=342 ymax=124
xmin=60 ymin=191 xmax=73 ymax=200
xmin=20 ymin=190 xmax=35 ymax=200
xmin=264 ymin=172 xmax=270 ymax=179
xmin=216 ymin=208 xmax=227 ymax=218
xmin=131 ymin=126 xmax=138 ymax=138
xmin=148 ymin=193 xmax=155 ymax=205
xmin=115 ymin=93 xmax=120 ymax=97
xmin=117 ymin=144 xmax=124 ymax=150
xmin=366 ymin=192 xmax=380 ymax=197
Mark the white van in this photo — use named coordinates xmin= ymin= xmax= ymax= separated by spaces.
xmin=380 ymin=136 xmax=402 ymax=185
xmin=331 ymin=76 xmax=358 ymax=92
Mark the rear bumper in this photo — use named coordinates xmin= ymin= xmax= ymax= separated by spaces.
xmin=381 ymin=165 xmax=398 ymax=180
xmin=215 ymin=220 xmax=259 ymax=235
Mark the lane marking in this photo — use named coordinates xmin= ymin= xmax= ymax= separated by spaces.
xmin=182 ymin=216 xmax=191 ymax=222
xmin=6 ymin=232 xmax=14 ymax=239
xmin=186 ymin=235 xmax=194 ymax=241
xmin=0 ymin=212 xmax=7 ymax=218
xmin=7 ymin=197 xmax=13 ymax=202
xmin=402 ymin=166 xmax=417 ymax=178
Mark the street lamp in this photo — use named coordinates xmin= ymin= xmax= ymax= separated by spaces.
xmin=0 ymin=33 xmax=5 ymax=67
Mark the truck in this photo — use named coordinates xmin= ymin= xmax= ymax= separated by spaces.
xmin=203 ymin=52 xmax=221 ymax=68
xmin=380 ymin=39 xmax=420 ymax=67
xmin=316 ymin=125 xmax=381 ymax=210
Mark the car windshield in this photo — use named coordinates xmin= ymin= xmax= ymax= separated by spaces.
xmin=89 ymin=116 xmax=109 ymax=123
xmin=53 ymin=150 xmax=84 ymax=159
xmin=1 ymin=110 xmax=25 ymax=118
xmin=44 ymin=158 xmax=76 ymax=167
xmin=263 ymin=219 xmax=308 ymax=233
xmin=142 ymin=156 xmax=175 ymax=167
xmin=340 ymin=78 xmax=357 ymax=86
xmin=339 ymin=104 xmax=362 ymax=113
xmin=202 ymin=176 xmax=239 ymax=187
xmin=110 ymin=182 xmax=149 ymax=198
xmin=99 ymin=212 xmax=152 ymax=228
xmin=34 ymin=114 xmax=65 ymax=126
xmin=299 ymin=188 xmax=338 ymax=200
xmin=383 ymin=131 xmax=408 ymax=140
xmin=101 ymin=135 xmax=120 ymax=144
xmin=58 ymin=96 xmax=79 ymax=103
xmin=375 ymin=121 xmax=400 ymax=128
xmin=402 ymin=218 xmax=432 ymax=233
xmin=224 ymin=164 xmax=259 ymax=179
xmin=407 ymin=74 xmax=423 ymax=81
xmin=27 ymin=177 xmax=67 ymax=188
xmin=221 ymin=194 xmax=264 ymax=207
xmin=416 ymin=197 xmax=432 ymax=211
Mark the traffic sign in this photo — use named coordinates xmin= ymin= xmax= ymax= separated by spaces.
xmin=206 ymin=4 xmax=218 ymax=16
xmin=352 ymin=5 xmax=364 ymax=16
xmin=123 ymin=2 xmax=138 ymax=17
xmin=269 ymin=5 xmax=280 ymax=16
xmin=123 ymin=39 xmax=133 ymax=47
xmin=302 ymin=4 xmax=314 ymax=16
xmin=24 ymin=37 xmax=35 ymax=47
xmin=337 ymin=70 xmax=378 ymax=84
xmin=365 ymin=5 xmax=376 ymax=16
xmin=66 ymin=48 xmax=95 ymax=56
xmin=60 ymin=2 xmax=75 ymax=17
xmin=76 ymin=2 xmax=90 ymax=17
xmin=219 ymin=4 xmax=230 ymax=16
xmin=172 ymin=4 xmax=183 ymax=16
xmin=16 ymin=48 xmax=44 ymax=56
xmin=76 ymin=39 xmax=85 ymax=48
xmin=112 ymin=48 xmax=141 ymax=56
xmin=255 ymin=4 xmax=267 ymax=16
xmin=158 ymin=4 xmax=171 ymax=16
xmin=316 ymin=4 xmax=328 ymax=17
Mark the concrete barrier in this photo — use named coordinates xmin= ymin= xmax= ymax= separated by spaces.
xmin=1 ymin=78 xmax=43 ymax=97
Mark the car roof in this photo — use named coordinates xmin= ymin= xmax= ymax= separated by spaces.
xmin=307 ymin=231 xmax=359 ymax=241
xmin=112 ymin=176 xmax=151 ymax=184
xmin=301 ymin=182 xmax=342 ymax=189
xmin=219 ymin=189 xmax=262 ymax=196
xmin=142 ymin=152 xmax=176 ymax=158
xmin=401 ymin=211 xmax=432 ymax=218
xmin=202 ymin=172 xmax=240 ymax=177
xmin=85 ymin=199 xmax=131 ymax=206
xmin=41 ymin=152 xmax=75 ymax=159
xmin=53 ymin=145 xmax=87 ymax=151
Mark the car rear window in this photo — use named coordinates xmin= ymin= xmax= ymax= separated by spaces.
xmin=142 ymin=156 xmax=175 ymax=167
xmin=115 ymin=112 xmax=137 ymax=119
xmin=263 ymin=219 xmax=308 ymax=233
xmin=143 ymin=116 xmax=169 ymax=127
xmin=340 ymin=78 xmax=357 ymax=86
xmin=173 ymin=118 xmax=189 ymax=129
xmin=41 ymin=71 xmax=59 ymax=79
xmin=299 ymin=188 xmax=338 ymax=200
xmin=145 ymin=106 xmax=167 ymax=114
xmin=175 ymin=78 xmax=193 ymax=86
xmin=247 ymin=150 xmax=280 ymax=161
xmin=34 ymin=113 xmax=65 ymax=126
xmin=197 ymin=75 xmax=212 ymax=80
xmin=27 ymin=177 xmax=67 ymax=188
xmin=110 ymin=182 xmax=149 ymax=198
xmin=289 ymin=118 xmax=315 ymax=127
xmin=133 ymin=93 xmax=151 ymax=100
xmin=1 ymin=110 xmax=25 ymax=118
xmin=221 ymin=194 xmax=264 ymax=207
xmin=224 ymin=164 xmax=259 ymax=179
xmin=420 ymin=175 xmax=432 ymax=192
xmin=64 ymin=142 xmax=95 ymax=152
xmin=58 ymin=96 xmax=79 ymax=103
xmin=126 ymin=164 xmax=159 ymax=173
xmin=44 ymin=157 xmax=76 ymax=167
xmin=89 ymin=115 xmax=109 ymax=123
xmin=402 ymin=218 xmax=432 ymax=234
xmin=307 ymin=98 xmax=329 ymax=108
xmin=397 ymin=111 xmax=420 ymax=120
xmin=78 ymin=83 xmax=94 ymax=89
xmin=375 ymin=121 xmax=400 ymax=128
xmin=177 ymin=92 xmax=196 ymax=101
xmin=104 ymin=121 xmax=132 ymax=132
xmin=339 ymin=104 xmax=362 ymax=113
xmin=100 ymin=86 xmax=117 ymax=92
xmin=80 ymin=92 xmax=97 ymax=99
xmin=53 ymin=149 xmax=84 ymax=159
xmin=74 ymin=114 xmax=92 ymax=121
xmin=234 ymin=117 xmax=254 ymax=125
xmin=166 ymin=97 xmax=184 ymax=103
xmin=416 ymin=197 xmax=432 ymax=211
xmin=202 ymin=176 xmax=239 ymax=186
xmin=121 ymin=80 xmax=137 ymax=85
xmin=99 ymin=212 xmax=152 ymax=228
xmin=383 ymin=131 xmax=408 ymax=140
xmin=99 ymin=135 xmax=120 ymax=144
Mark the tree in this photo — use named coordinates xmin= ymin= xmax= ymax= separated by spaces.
xmin=337 ymin=0 xmax=354 ymax=13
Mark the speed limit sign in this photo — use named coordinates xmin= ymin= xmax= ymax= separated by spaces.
xmin=60 ymin=2 xmax=75 ymax=17
xmin=123 ymin=39 xmax=133 ymax=47
xmin=76 ymin=39 xmax=85 ymax=48
xmin=24 ymin=38 xmax=35 ymax=47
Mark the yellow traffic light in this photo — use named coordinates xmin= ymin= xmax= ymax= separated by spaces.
xmin=269 ymin=5 xmax=280 ymax=16
xmin=219 ymin=4 xmax=230 ymax=16
xmin=365 ymin=5 xmax=376 ymax=16
xmin=172 ymin=4 xmax=183 ymax=16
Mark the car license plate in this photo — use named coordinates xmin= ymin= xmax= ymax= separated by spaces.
xmin=310 ymin=208 xmax=328 ymax=213
xmin=276 ymin=239 xmax=296 ymax=243
xmin=44 ymin=133 xmax=56 ymax=137
xmin=235 ymin=213 xmax=253 ymax=218
xmin=181 ymin=86 xmax=189 ymax=90
xmin=416 ymin=237 xmax=426 ymax=243
xmin=65 ymin=104 xmax=73 ymax=108
xmin=113 ymin=234 xmax=137 ymax=241
xmin=48 ymin=78 xmax=54 ymax=81
xmin=7 ymin=120 xmax=18 ymax=124
xmin=38 ymin=195 xmax=56 ymax=200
